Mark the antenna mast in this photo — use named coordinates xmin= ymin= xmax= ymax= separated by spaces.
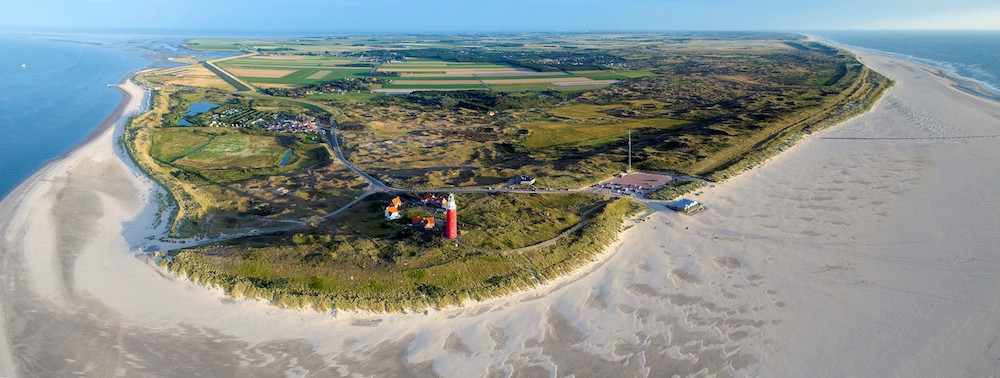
xmin=628 ymin=131 xmax=632 ymax=173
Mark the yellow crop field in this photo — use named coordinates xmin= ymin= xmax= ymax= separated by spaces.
xmin=228 ymin=68 xmax=296 ymax=78
xmin=147 ymin=65 xmax=236 ymax=91
xmin=307 ymin=70 xmax=332 ymax=79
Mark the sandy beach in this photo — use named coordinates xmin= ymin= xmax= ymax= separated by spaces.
xmin=1 ymin=47 xmax=999 ymax=376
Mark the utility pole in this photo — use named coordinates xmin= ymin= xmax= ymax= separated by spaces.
xmin=627 ymin=130 xmax=632 ymax=173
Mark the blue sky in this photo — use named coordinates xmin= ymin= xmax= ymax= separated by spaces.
xmin=1 ymin=0 xmax=998 ymax=33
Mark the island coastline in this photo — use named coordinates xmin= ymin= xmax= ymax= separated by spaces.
xmin=1 ymin=41 xmax=999 ymax=375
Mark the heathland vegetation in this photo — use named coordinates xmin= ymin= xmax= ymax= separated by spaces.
xmin=167 ymin=195 xmax=640 ymax=312
xmin=129 ymin=32 xmax=890 ymax=312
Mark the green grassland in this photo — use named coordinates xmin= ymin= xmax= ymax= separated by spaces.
xmin=175 ymin=134 xmax=294 ymax=170
xmin=150 ymin=128 xmax=213 ymax=162
xmin=459 ymin=193 xmax=607 ymax=250
xmin=521 ymin=118 xmax=690 ymax=149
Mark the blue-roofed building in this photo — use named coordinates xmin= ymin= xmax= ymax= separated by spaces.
xmin=667 ymin=198 xmax=704 ymax=215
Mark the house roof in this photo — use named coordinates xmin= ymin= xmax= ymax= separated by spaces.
xmin=391 ymin=197 xmax=402 ymax=206
xmin=386 ymin=206 xmax=398 ymax=214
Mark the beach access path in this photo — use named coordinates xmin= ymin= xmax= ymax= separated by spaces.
xmin=0 ymin=47 xmax=999 ymax=376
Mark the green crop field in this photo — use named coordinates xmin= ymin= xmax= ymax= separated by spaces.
xmin=217 ymin=55 xmax=375 ymax=86
xmin=222 ymin=57 xmax=366 ymax=68
xmin=387 ymin=75 xmax=573 ymax=81
xmin=522 ymin=118 xmax=689 ymax=149
xmin=379 ymin=83 xmax=489 ymax=89
xmin=488 ymin=83 xmax=556 ymax=91
xmin=240 ymin=68 xmax=371 ymax=85
xmin=370 ymin=59 xmax=618 ymax=91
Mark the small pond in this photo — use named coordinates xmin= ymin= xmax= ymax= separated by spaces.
xmin=177 ymin=102 xmax=219 ymax=126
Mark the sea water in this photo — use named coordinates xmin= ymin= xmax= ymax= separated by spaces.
xmin=817 ymin=30 xmax=1000 ymax=97
xmin=0 ymin=37 xmax=148 ymax=198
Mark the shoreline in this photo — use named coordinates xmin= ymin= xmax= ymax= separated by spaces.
xmin=0 ymin=72 xmax=148 ymax=378
xmin=2 ymin=39 xmax=999 ymax=375
xmin=812 ymin=34 xmax=1000 ymax=104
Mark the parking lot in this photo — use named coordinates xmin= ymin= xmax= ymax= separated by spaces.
xmin=594 ymin=172 xmax=674 ymax=196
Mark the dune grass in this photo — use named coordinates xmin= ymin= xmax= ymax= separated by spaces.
xmin=167 ymin=195 xmax=640 ymax=313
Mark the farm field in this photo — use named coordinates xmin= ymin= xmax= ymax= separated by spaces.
xmin=141 ymin=64 xmax=237 ymax=91
xmin=373 ymin=59 xmax=616 ymax=92
xmin=217 ymin=55 xmax=373 ymax=87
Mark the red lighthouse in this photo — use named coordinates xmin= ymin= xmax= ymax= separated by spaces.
xmin=445 ymin=193 xmax=458 ymax=239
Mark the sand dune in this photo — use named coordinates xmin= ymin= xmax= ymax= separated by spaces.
xmin=1 ymin=49 xmax=999 ymax=376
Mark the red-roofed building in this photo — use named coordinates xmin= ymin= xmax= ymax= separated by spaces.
xmin=384 ymin=206 xmax=401 ymax=220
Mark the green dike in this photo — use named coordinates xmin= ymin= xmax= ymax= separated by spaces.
xmin=167 ymin=196 xmax=641 ymax=313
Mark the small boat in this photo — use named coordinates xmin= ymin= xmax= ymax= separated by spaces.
xmin=20 ymin=64 xmax=26 ymax=69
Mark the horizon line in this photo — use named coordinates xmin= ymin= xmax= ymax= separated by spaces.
xmin=1 ymin=26 xmax=999 ymax=38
